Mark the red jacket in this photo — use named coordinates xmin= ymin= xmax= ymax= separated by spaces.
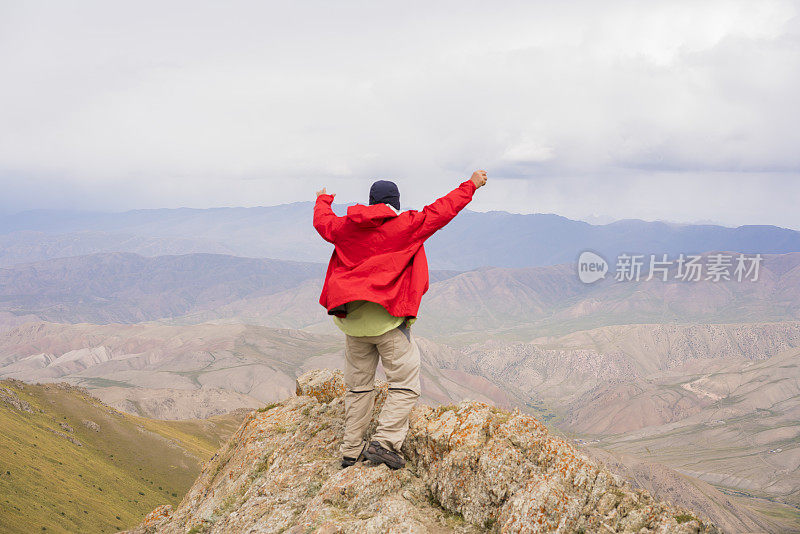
xmin=314 ymin=179 xmax=477 ymax=318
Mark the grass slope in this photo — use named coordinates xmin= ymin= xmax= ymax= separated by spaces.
xmin=0 ymin=380 xmax=245 ymax=534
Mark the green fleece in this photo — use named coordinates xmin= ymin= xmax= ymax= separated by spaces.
xmin=333 ymin=301 xmax=404 ymax=337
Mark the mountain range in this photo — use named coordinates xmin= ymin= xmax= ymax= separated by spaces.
xmin=2 ymin=251 xmax=798 ymax=341
xmin=2 ymin=204 xmax=800 ymax=269
xmin=2 ymin=203 xmax=800 ymax=531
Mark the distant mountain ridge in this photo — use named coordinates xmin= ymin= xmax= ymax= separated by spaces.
xmin=0 ymin=252 xmax=459 ymax=327
xmin=2 ymin=204 xmax=800 ymax=269
xmin=2 ymin=251 xmax=799 ymax=337
xmin=0 ymin=252 xmax=325 ymax=324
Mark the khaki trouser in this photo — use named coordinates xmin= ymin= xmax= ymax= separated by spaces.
xmin=342 ymin=326 xmax=421 ymax=458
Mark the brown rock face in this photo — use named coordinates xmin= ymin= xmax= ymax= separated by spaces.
xmin=122 ymin=370 xmax=720 ymax=534
xmin=295 ymin=368 xmax=346 ymax=404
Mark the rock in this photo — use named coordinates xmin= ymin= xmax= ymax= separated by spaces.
xmin=83 ymin=419 xmax=101 ymax=432
xmin=0 ymin=385 xmax=34 ymax=413
xmin=142 ymin=504 xmax=173 ymax=529
xmin=295 ymin=368 xmax=346 ymax=403
xmin=46 ymin=427 xmax=82 ymax=447
xmin=59 ymin=421 xmax=74 ymax=433
xmin=122 ymin=369 xmax=720 ymax=534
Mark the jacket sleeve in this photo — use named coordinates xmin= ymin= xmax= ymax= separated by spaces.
xmin=413 ymin=179 xmax=477 ymax=241
xmin=313 ymin=194 xmax=344 ymax=243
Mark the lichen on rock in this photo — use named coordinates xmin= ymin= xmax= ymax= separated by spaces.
xmin=295 ymin=367 xmax=346 ymax=403
xmin=121 ymin=369 xmax=720 ymax=534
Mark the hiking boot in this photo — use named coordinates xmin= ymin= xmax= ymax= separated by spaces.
xmin=341 ymin=443 xmax=367 ymax=468
xmin=341 ymin=455 xmax=360 ymax=468
xmin=363 ymin=440 xmax=405 ymax=470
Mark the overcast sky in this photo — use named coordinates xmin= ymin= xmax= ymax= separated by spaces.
xmin=1 ymin=1 xmax=799 ymax=228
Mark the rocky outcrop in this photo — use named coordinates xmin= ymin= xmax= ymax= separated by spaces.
xmin=45 ymin=426 xmax=83 ymax=447
xmin=83 ymin=419 xmax=101 ymax=432
xmin=294 ymin=367 xmax=346 ymax=403
xmin=122 ymin=370 xmax=720 ymax=533
xmin=0 ymin=380 xmax=35 ymax=412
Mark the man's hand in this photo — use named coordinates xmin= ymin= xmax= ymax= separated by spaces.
xmin=470 ymin=170 xmax=488 ymax=189
xmin=316 ymin=187 xmax=332 ymax=198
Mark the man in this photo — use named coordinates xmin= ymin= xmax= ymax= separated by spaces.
xmin=313 ymin=170 xmax=488 ymax=469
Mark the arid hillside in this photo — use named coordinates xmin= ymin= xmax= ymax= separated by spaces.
xmin=0 ymin=322 xmax=512 ymax=419
xmin=1 ymin=250 xmax=799 ymax=531
xmin=0 ymin=379 xmax=246 ymax=534
xmin=2 ymin=251 xmax=799 ymax=340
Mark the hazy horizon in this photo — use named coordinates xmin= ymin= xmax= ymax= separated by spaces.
xmin=2 ymin=200 xmax=788 ymax=232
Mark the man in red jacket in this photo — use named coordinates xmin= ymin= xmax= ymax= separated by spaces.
xmin=313 ymin=170 xmax=488 ymax=469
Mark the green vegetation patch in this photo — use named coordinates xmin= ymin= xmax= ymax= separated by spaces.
xmin=0 ymin=380 xmax=244 ymax=534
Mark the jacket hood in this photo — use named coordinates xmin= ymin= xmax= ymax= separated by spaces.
xmin=346 ymin=203 xmax=400 ymax=227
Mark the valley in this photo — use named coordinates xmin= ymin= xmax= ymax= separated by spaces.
xmin=0 ymin=211 xmax=799 ymax=532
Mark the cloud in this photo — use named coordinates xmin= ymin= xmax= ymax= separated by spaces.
xmin=0 ymin=0 xmax=799 ymax=228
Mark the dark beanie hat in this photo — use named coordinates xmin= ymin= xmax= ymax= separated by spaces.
xmin=369 ymin=180 xmax=400 ymax=211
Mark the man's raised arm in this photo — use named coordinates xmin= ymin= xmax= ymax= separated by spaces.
xmin=414 ymin=170 xmax=488 ymax=240
xmin=313 ymin=187 xmax=344 ymax=243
